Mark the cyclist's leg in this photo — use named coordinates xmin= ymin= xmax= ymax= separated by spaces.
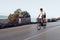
xmin=43 ymin=21 xmax=46 ymax=29
xmin=37 ymin=22 xmax=41 ymax=30
xmin=42 ymin=18 xmax=46 ymax=29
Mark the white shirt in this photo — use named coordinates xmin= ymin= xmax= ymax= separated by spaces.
xmin=38 ymin=12 xmax=46 ymax=18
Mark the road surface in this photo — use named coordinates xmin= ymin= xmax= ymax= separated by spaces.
xmin=0 ymin=21 xmax=60 ymax=40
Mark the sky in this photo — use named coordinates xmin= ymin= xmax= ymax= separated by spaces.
xmin=0 ymin=0 xmax=60 ymax=18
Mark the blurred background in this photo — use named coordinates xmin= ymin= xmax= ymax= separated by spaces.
xmin=0 ymin=0 xmax=60 ymax=22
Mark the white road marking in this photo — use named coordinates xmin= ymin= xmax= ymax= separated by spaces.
xmin=24 ymin=26 xmax=60 ymax=40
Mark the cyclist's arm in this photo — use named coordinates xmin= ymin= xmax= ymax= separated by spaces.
xmin=37 ymin=13 xmax=42 ymax=18
xmin=37 ymin=14 xmax=40 ymax=18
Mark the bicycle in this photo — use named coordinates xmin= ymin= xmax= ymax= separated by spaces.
xmin=37 ymin=18 xmax=46 ymax=30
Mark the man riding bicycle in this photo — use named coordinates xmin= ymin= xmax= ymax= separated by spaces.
xmin=37 ymin=8 xmax=46 ymax=30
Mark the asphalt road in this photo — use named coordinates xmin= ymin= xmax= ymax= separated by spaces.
xmin=0 ymin=21 xmax=60 ymax=40
xmin=25 ymin=25 xmax=60 ymax=40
